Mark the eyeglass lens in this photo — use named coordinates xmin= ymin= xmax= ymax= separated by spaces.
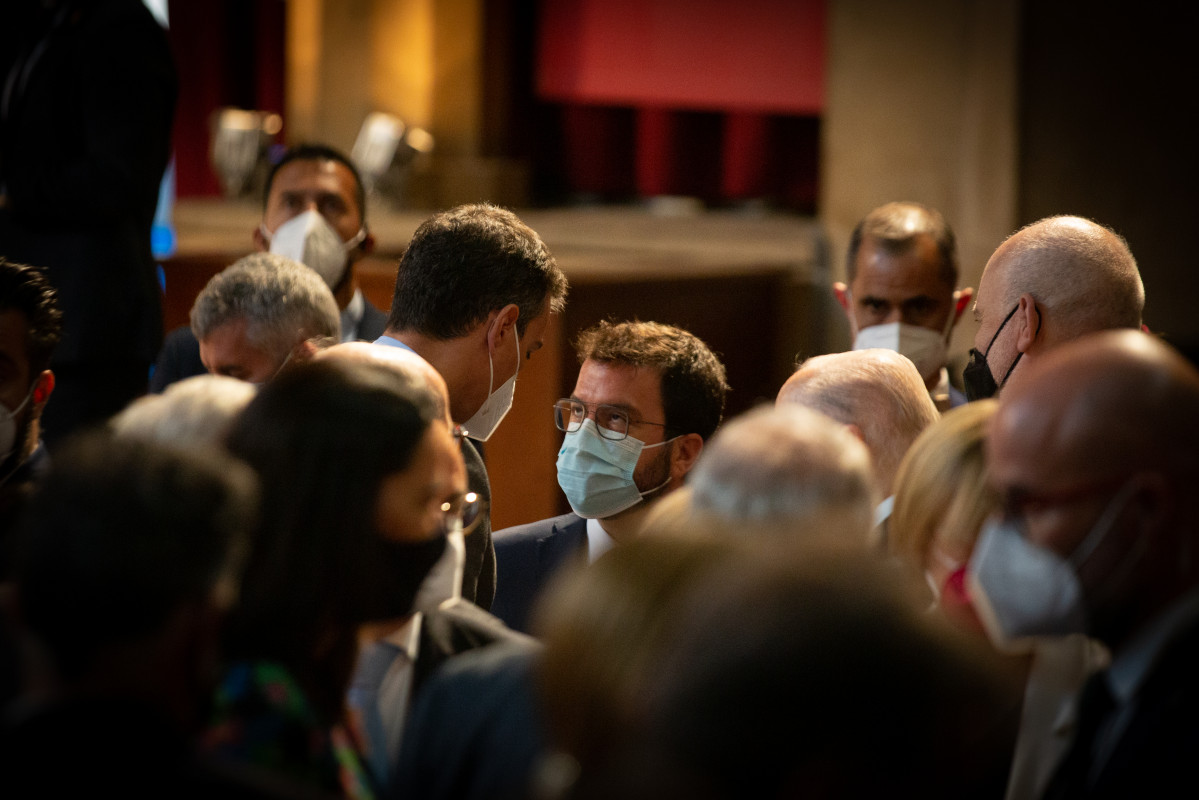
xmin=553 ymin=400 xmax=629 ymax=440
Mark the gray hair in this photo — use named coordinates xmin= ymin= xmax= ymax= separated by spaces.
xmin=778 ymin=349 xmax=940 ymax=496
xmin=190 ymin=252 xmax=340 ymax=360
xmin=687 ymin=404 xmax=878 ymax=534
xmin=111 ymin=374 xmax=258 ymax=450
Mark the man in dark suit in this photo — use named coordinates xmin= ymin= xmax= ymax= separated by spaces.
xmin=374 ymin=203 xmax=571 ymax=613
xmin=0 ymin=0 xmax=176 ymax=442
xmin=150 ymin=144 xmax=387 ymax=391
xmin=492 ymin=320 xmax=729 ymax=634
xmin=967 ymin=329 xmax=1199 ymax=799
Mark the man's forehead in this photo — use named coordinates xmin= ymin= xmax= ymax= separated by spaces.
xmin=270 ymin=160 xmax=360 ymax=207
xmin=573 ymin=360 xmax=663 ymax=408
xmin=852 ymin=236 xmax=954 ymax=297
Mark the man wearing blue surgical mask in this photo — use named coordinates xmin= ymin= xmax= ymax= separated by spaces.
xmin=833 ymin=202 xmax=973 ymax=412
xmin=491 ymin=320 xmax=729 ymax=634
xmin=967 ymin=330 xmax=1199 ymax=799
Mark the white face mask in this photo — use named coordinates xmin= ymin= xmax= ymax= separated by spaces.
xmin=262 ymin=209 xmax=365 ymax=289
xmin=852 ymin=320 xmax=951 ymax=383
xmin=462 ymin=324 xmax=519 ymax=443
xmin=0 ymin=383 xmax=35 ymax=467
xmin=411 ymin=528 xmax=466 ymax=612
xmin=967 ymin=481 xmax=1138 ymax=653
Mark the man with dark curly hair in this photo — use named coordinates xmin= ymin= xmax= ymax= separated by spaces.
xmin=491 ymin=319 xmax=729 ymax=633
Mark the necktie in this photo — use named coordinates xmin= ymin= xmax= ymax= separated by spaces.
xmin=1045 ymin=670 xmax=1115 ymax=799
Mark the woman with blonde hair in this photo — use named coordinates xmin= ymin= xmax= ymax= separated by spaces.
xmin=889 ymin=399 xmax=999 ymax=628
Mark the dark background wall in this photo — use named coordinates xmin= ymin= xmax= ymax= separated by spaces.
xmin=1018 ymin=0 xmax=1198 ymax=359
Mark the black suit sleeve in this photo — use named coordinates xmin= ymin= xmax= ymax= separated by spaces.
xmin=460 ymin=439 xmax=496 ymax=610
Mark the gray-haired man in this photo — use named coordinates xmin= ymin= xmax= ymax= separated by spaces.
xmin=191 ymin=252 xmax=340 ymax=384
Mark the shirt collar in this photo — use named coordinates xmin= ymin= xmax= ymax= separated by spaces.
xmin=586 ymin=517 xmax=617 ymax=563
xmin=339 ymin=288 xmax=366 ymax=342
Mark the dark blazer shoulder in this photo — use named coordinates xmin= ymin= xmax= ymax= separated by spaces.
xmin=149 ymin=325 xmax=205 ymax=393
xmin=1091 ymin=614 xmax=1199 ymax=797
xmin=491 ymin=513 xmax=587 ymax=634
xmin=414 ymin=600 xmax=534 ymax=694
xmin=494 ymin=512 xmax=587 ymax=548
xmin=358 ymin=297 xmax=388 ymax=342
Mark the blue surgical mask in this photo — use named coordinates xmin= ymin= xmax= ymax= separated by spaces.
xmin=556 ymin=419 xmax=674 ymax=519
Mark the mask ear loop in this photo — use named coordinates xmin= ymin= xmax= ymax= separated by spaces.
xmin=1068 ymin=479 xmax=1140 ymax=570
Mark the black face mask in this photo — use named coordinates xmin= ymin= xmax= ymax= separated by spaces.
xmin=963 ymin=304 xmax=1023 ymax=401
xmin=354 ymin=535 xmax=448 ymax=622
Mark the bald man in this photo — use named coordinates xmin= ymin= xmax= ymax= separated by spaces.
xmin=777 ymin=349 xmax=940 ymax=531
xmin=965 ymin=215 xmax=1145 ymax=400
xmin=967 ymin=330 xmax=1199 ymax=799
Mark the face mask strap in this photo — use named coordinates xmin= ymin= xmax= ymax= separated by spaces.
xmin=1068 ymin=478 xmax=1140 ymax=570
xmin=983 ymin=303 xmax=1020 ymax=358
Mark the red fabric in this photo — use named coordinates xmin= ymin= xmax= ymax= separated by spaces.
xmin=537 ymin=0 xmax=825 ymax=114
xmin=166 ymin=0 xmax=285 ymax=198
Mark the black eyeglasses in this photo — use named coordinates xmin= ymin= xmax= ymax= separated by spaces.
xmin=441 ymin=491 xmax=487 ymax=536
xmin=553 ymin=398 xmax=668 ymax=442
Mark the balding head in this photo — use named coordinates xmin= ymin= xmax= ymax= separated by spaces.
xmin=968 ymin=216 xmax=1144 ymax=398
xmin=778 ymin=349 xmax=940 ymax=496
xmin=316 ymin=341 xmax=451 ymax=425
xmin=986 ymin=330 xmax=1199 ymax=649
xmin=687 ymin=404 xmax=877 ymax=537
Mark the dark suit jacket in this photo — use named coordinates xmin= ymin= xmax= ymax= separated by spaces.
xmin=413 ymin=600 xmax=534 ymax=694
xmin=391 ymin=641 xmax=543 ymax=800
xmin=492 ymin=512 xmax=588 ymax=634
xmin=0 ymin=0 xmax=174 ymax=367
xmin=1042 ymin=613 xmax=1199 ymax=799
xmin=358 ymin=298 xmax=388 ymax=342
xmin=149 ymin=296 xmax=389 ymax=393
xmin=460 ymin=439 xmax=496 ymax=611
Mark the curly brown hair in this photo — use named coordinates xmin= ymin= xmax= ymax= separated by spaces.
xmin=575 ymin=320 xmax=729 ymax=440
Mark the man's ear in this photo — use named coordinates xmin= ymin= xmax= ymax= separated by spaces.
xmin=486 ymin=304 xmax=521 ymax=351
xmin=832 ymin=282 xmax=852 ymax=314
xmin=32 ymin=370 xmax=54 ymax=409
xmin=252 ymin=224 xmax=268 ymax=252
xmin=953 ymin=287 xmax=974 ymax=324
xmin=290 ymin=338 xmax=324 ymax=368
xmin=1014 ymin=293 xmax=1042 ymax=354
xmin=358 ymin=229 xmax=376 ymax=256
xmin=845 ymin=422 xmax=866 ymax=446
xmin=670 ymin=433 xmax=705 ymax=484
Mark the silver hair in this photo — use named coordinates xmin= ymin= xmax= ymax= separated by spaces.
xmin=111 ymin=374 xmax=258 ymax=450
xmin=190 ymin=252 xmax=341 ymax=359
xmin=779 ymin=349 xmax=940 ymax=495
xmin=687 ymin=404 xmax=878 ymax=531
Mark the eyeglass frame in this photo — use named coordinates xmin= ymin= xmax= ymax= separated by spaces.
xmin=443 ymin=424 xmax=487 ymax=535
xmin=552 ymin=398 xmax=671 ymax=442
